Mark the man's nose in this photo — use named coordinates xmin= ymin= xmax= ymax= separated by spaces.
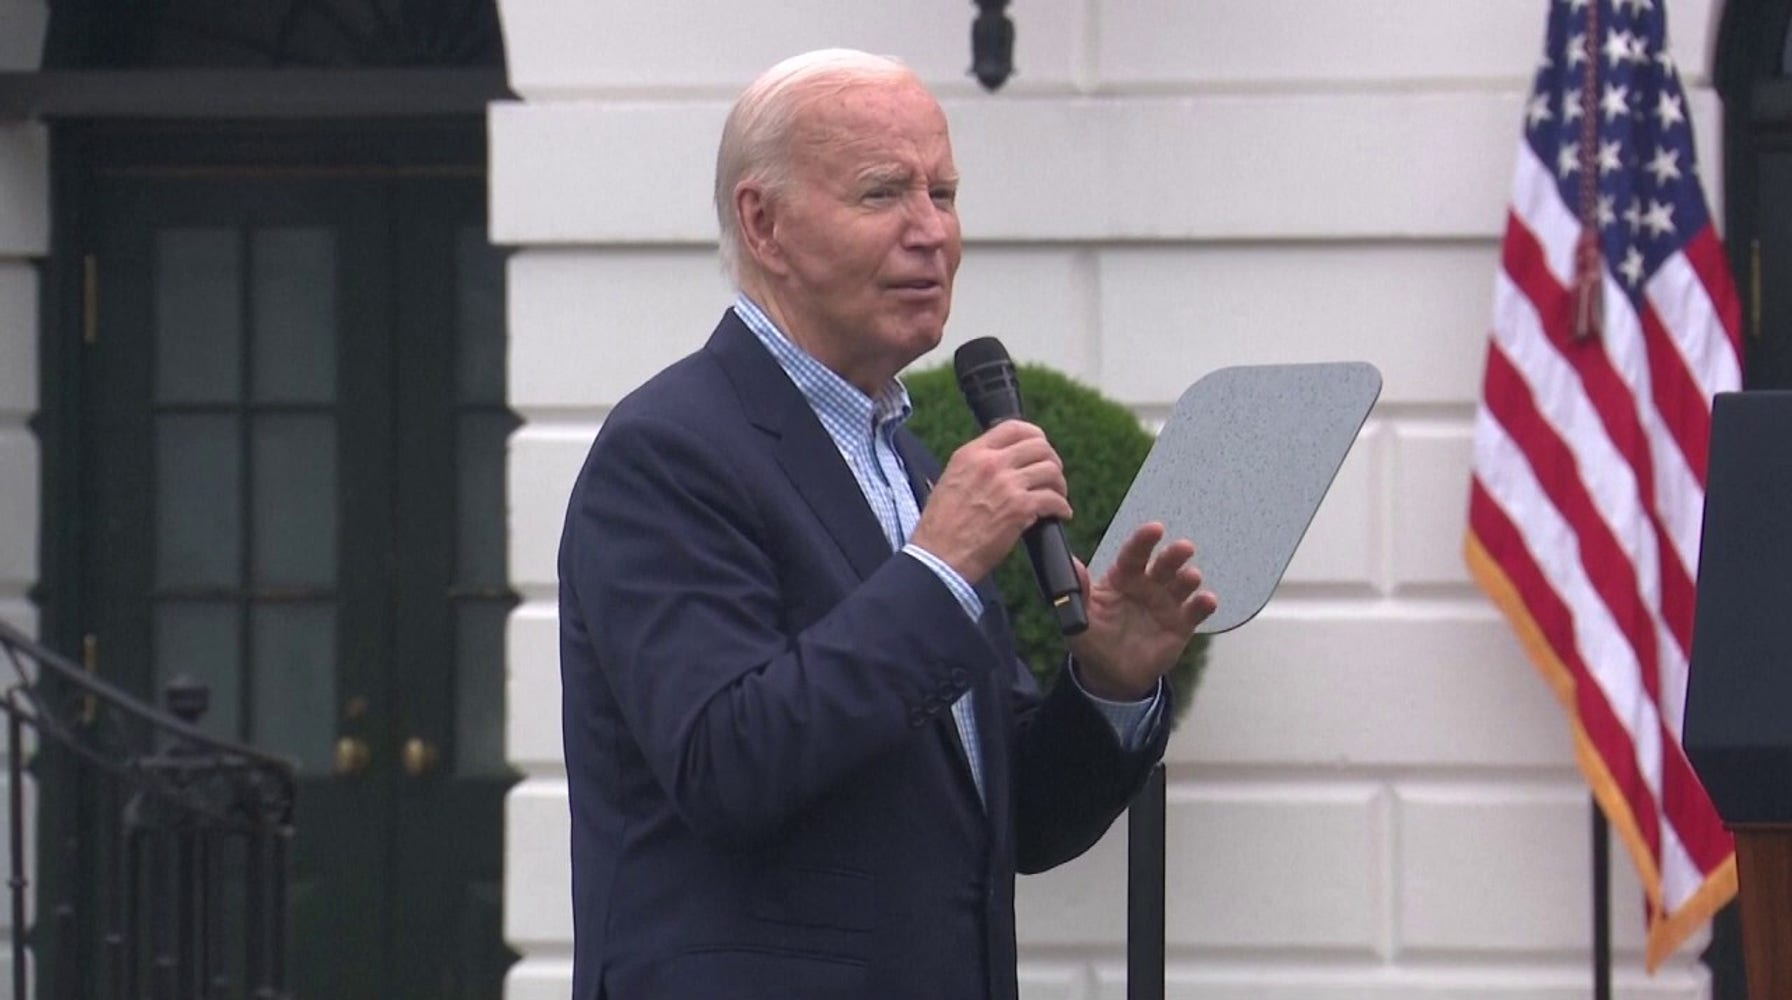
xmin=903 ymin=191 xmax=950 ymax=247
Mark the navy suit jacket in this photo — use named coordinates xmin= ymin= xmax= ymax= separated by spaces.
xmin=558 ymin=310 xmax=1171 ymax=999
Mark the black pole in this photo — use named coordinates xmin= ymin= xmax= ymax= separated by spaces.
xmin=1592 ymin=797 xmax=1611 ymax=1000
xmin=1127 ymin=763 xmax=1166 ymax=1000
xmin=9 ymin=707 xmax=27 ymax=1000
xmin=269 ymin=830 xmax=290 ymax=999
xmin=122 ymin=820 xmax=142 ymax=1000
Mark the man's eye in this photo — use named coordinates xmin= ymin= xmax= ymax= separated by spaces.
xmin=931 ymin=188 xmax=957 ymax=206
xmin=864 ymin=187 xmax=896 ymax=201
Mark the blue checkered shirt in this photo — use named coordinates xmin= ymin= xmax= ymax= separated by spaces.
xmin=732 ymin=295 xmax=1159 ymax=801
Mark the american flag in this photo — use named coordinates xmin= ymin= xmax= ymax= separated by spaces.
xmin=1465 ymin=0 xmax=1740 ymax=969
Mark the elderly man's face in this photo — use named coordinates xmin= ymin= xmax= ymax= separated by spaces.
xmin=758 ymin=78 xmax=962 ymax=393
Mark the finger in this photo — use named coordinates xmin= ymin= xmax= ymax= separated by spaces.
xmin=1160 ymin=588 xmax=1219 ymax=634
xmin=1160 ymin=563 xmax=1206 ymax=603
xmin=977 ymin=419 xmax=1048 ymax=449
xmin=1029 ymin=492 xmax=1073 ymax=523
xmin=1109 ymin=523 xmax=1167 ymax=580
xmin=1184 ymin=588 xmax=1220 ymax=626
xmin=1013 ymin=458 xmax=1068 ymax=495
xmin=1144 ymin=539 xmax=1196 ymax=585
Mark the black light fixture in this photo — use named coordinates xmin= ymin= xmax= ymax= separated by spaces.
xmin=971 ymin=0 xmax=1014 ymax=92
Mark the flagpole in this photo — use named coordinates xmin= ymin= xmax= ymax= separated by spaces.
xmin=1593 ymin=797 xmax=1611 ymax=1000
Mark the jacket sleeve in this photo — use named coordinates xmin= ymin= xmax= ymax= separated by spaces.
xmin=561 ymin=412 xmax=999 ymax=847
xmin=1007 ymin=647 xmax=1173 ymax=874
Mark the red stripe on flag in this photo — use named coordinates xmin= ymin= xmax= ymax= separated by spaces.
xmin=1658 ymin=545 xmax=1695 ymax=661
xmin=1682 ymin=226 xmax=1745 ymax=360
xmin=1660 ymin=739 xmax=1734 ymax=874
xmin=1638 ymin=302 xmax=1715 ymax=481
xmin=1499 ymin=211 xmax=1569 ymax=336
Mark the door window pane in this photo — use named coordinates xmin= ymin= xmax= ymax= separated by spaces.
xmin=252 ymin=228 xmax=338 ymax=404
xmin=455 ymin=412 xmax=510 ymax=587
xmin=454 ymin=600 xmax=507 ymax=776
xmin=455 ymin=226 xmax=506 ymax=405
xmin=154 ymin=601 xmax=242 ymax=743
xmin=155 ymin=228 xmax=242 ymax=404
xmin=252 ymin=415 xmax=337 ymax=588
xmin=156 ymin=414 xmax=242 ymax=588
xmin=251 ymin=603 xmax=336 ymax=774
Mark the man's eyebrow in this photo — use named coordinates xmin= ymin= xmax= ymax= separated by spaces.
xmin=858 ymin=165 xmax=913 ymax=186
xmin=857 ymin=166 xmax=960 ymax=189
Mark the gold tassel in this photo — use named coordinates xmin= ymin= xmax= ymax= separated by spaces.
xmin=1573 ymin=228 xmax=1603 ymax=342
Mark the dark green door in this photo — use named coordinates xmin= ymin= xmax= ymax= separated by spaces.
xmin=69 ymin=128 xmax=517 ymax=998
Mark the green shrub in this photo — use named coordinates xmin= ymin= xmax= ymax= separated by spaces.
xmin=902 ymin=363 xmax=1208 ymax=721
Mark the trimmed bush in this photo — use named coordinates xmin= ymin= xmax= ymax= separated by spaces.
xmin=903 ymin=363 xmax=1208 ymax=721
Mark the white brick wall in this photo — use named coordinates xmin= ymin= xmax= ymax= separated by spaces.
xmin=493 ymin=2 xmax=1727 ymax=996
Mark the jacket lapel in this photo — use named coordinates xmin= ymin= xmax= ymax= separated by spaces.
xmin=705 ymin=311 xmax=892 ymax=581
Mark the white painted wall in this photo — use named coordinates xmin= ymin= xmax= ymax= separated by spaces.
xmin=493 ymin=2 xmax=1730 ymax=997
xmin=0 ymin=2 xmax=47 ymax=992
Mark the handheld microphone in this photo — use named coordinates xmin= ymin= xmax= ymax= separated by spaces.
xmin=953 ymin=337 xmax=1089 ymax=636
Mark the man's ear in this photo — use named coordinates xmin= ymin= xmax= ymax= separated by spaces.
xmin=734 ymin=183 xmax=788 ymax=277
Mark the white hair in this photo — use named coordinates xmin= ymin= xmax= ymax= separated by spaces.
xmin=714 ymin=48 xmax=916 ymax=283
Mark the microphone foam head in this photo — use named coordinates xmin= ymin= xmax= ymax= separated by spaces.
xmin=954 ymin=337 xmax=1024 ymax=426
xmin=954 ymin=337 xmax=1011 ymax=380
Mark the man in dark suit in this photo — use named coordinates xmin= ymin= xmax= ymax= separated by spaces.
xmin=558 ymin=49 xmax=1218 ymax=1000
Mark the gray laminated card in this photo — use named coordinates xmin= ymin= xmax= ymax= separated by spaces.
xmin=1090 ymin=363 xmax=1381 ymax=634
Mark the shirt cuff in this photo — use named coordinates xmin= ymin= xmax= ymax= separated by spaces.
xmin=1070 ymin=660 xmax=1164 ymax=750
xmin=901 ymin=544 xmax=985 ymax=621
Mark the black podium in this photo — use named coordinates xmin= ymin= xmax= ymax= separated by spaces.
xmin=1685 ymin=391 xmax=1792 ymax=998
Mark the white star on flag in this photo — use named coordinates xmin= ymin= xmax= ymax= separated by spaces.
xmin=1642 ymin=198 xmax=1676 ymax=237
xmin=1600 ymin=83 xmax=1630 ymax=121
xmin=1598 ymin=139 xmax=1623 ymax=175
xmin=1654 ymin=92 xmax=1685 ymax=130
xmin=1528 ymin=93 xmax=1555 ymax=129
xmin=1603 ymin=29 xmax=1635 ymax=66
xmin=1646 ymin=147 xmax=1682 ymax=185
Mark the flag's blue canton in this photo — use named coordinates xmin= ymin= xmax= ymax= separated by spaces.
xmin=1525 ymin=0 xmax=1709 ymax=299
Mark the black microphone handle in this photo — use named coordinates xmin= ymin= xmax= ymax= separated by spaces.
xmin=1022 ymin=517 xmax=1088 ymax=636
xmin=970 ymin=410 xmax=1090 ymax=636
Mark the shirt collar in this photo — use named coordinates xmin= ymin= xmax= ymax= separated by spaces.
xmin=732 ymin=293 xmax=913 ymax=435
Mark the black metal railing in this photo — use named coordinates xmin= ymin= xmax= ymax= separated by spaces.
xmin=0 ymin=618 xmax=296 ymax=1000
